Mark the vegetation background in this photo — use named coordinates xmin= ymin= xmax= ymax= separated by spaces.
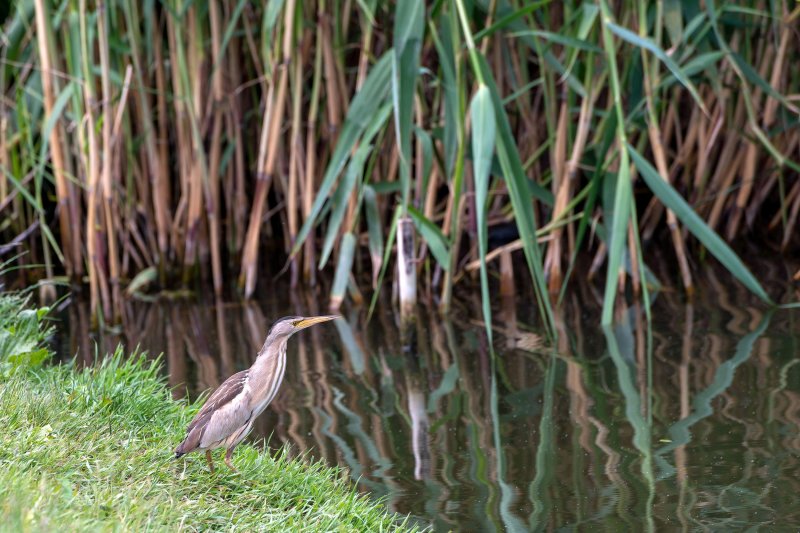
xmin=2 ymin=0 xmax=799 ymax=331
xmin=2 ymin=3 xmax=800 ymax=528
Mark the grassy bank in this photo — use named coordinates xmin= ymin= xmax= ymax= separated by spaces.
xmin=0 ymin=295 xmax=414 ymax=531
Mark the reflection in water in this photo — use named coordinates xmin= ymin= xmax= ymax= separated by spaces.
xmin=52 ymin=272 xmax=800 ymax=531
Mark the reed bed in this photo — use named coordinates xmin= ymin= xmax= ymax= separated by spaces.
xmin=1 ymin=1 xmax=798 ymax=328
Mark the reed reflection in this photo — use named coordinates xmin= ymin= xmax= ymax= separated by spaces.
xmin=51 ymin=276 xmax=800 ymax=531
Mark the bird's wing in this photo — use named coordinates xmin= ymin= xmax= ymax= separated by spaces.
xmin=197 ymin=387 xmax=255 ymax=449
xmin=176 ymin=370 xmax=252 ymax=454
xmin=186 ymin=370 xmax=248 ymax=434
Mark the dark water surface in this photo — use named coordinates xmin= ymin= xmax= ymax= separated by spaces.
xmin=52 ymin=268 xmax=800 ymax=531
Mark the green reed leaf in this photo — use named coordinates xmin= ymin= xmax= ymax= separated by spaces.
xmin=212 ymin=0 xmax=247 ymax=72
xmin=598 ymin=0 xmax=633 ymax=326
xmin=509 ymin=30 xmax=602 ymax=53
xmin=330 ymin=232 xmax=356 ymax=306
xmin=408 ymin=206 xmax=449 ymax=272
xmin=600 ymin=148 xmax=632 ymax=325
xmin=430 ymin=12 xmax=460 ymax=178
xmin=606 ymin=20 xmax=708 ymax=114
xmin=319 ymin=103 xmax=392 ymax=268
xmin=563 ymin=3 xmax=600 ymax=77
xmin=470 ymin=84 xmax=495 ymax=341
xmin=367 ymin=206 xmax=402 ymax=321
xmin=363 ymin=185 xmax=383 ymax=285
xmin=472 ymin=52 xmax=555 ymax=337
xmin=318 ymin=144 xmax=369 ymax=269
xmin=661 ymin=50 xmax=724 ymax=82
xmin=472 ymin=0 xmax=552 ymax=42
xmin=393 ymin=0 xmax=424 ymax=209
xmin=628 ymin=143 xmax=772 ymax=304
xmin=663 ymin=0 xmax=683 ymax=47
xmin=414 ymin=125 xmax=433 ymax=199
xmin=37 ymin=81 xmax=75 ymax=167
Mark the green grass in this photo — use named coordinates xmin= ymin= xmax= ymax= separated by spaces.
xmin=0 ymin=295 xmax=415 ymax=532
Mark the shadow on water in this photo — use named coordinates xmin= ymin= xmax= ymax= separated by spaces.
xmin=50 ymin=266 xmax=800 ymax=531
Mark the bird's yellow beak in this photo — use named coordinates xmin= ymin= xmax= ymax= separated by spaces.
xmin=293 ymin=315 xmax=339 ymax=329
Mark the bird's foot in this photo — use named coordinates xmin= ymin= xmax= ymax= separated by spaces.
xmin=206 ymin=450 xmax=216 ymax=474
xmin=224 ymin=450 xmax=238 ymax=472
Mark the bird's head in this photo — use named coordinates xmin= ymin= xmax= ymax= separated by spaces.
xmin=266 ymin=314 xmax=339 ymax=341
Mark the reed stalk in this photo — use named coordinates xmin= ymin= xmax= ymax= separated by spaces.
xmin=32 ymin=0 xmax=79 ymax=279
xmin=240 ymin=0 xmax=297 ymax=298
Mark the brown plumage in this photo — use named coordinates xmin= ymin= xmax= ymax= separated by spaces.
xmin=175 ymin=315 xmax=338 ymax=472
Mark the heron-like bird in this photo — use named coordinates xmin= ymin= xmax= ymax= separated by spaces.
xmin=175 ymin=315 xmax=338 ymax=472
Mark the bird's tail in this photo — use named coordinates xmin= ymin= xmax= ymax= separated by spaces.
xmin=175 ymin=426 xmax=202 ymax=459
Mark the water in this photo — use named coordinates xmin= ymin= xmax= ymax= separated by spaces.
xmin=51 ymin=267 xmax=800 ymax=531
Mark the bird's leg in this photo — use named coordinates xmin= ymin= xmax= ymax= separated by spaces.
xmin=205 ymin=450 xmax=215 ymax=474
xmin=224 ymin=448 xmax=238 ymax=472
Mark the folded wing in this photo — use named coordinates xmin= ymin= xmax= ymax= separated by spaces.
xmin=175 ymin=370 xmax=250 ymax=455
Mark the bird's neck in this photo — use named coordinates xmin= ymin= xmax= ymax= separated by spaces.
xmin=248 ymin=337 xmax=289 ymax=392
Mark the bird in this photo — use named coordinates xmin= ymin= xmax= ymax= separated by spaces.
xmin=175 ymin=315 xmax=339 ymax=473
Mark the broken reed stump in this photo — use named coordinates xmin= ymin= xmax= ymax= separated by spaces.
xmin=397 ymin=216 xmax=417 ymax=324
